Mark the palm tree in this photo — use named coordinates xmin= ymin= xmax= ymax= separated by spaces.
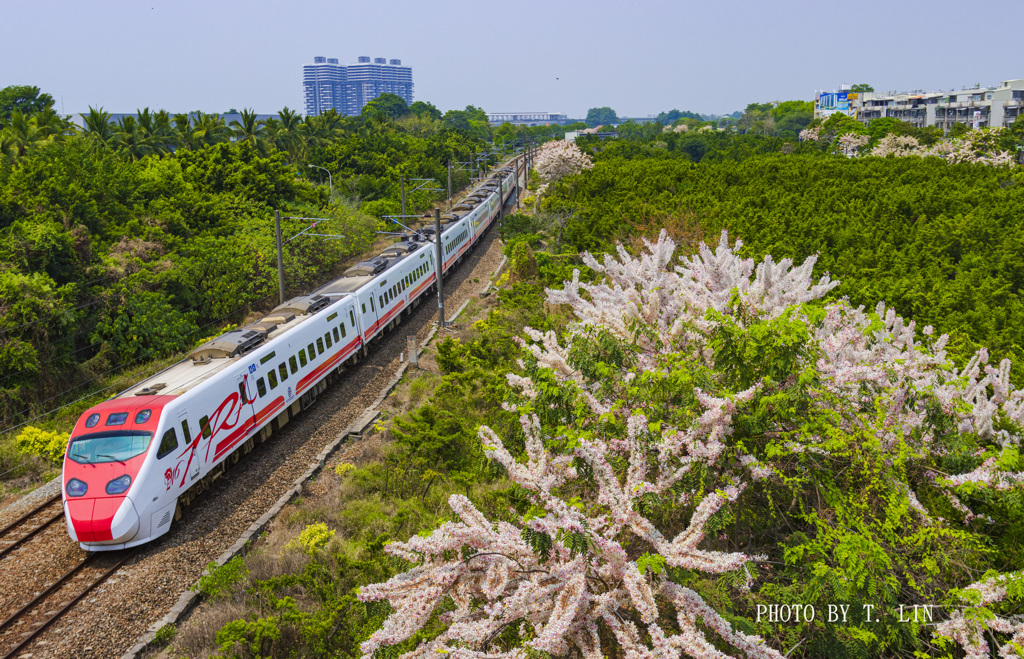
xmin=2 ymin=111 xmax=51 ymax=156
xmin=111 ymin=115 xmax=161 ymax=161
xmin=271 ymin=107 xmax=304 ymax=161
xmin=83 ymin=106 xmax=115 ymax=144
xmin=191 ymin=112 xmax=230 ymax=148
xmin=151 ymin=110 xmax=179 ymax=152
xmin=230 ymin=108 xmax=266 ymax=153
xmin=171 ymin=113 xmax=194 ymax=150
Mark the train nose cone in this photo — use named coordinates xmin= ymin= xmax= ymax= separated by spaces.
xmin=65 ymin=496 xmax=140 ymax=543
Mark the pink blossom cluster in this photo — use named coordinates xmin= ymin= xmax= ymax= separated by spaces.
xmin=868 ymin=127 xmax=1016 ymax=166
xmin=532 ymin=140 xmax=594 ymax=191
xmin=799 ymin=126 xmax=821 ymax=141
xmin=932 ymin=572 xmax=1024 ymax=658
xmin=360 ymin=231 xmax=1024 ymax=659
xmin=838 ymin=133 xmax=870 ymax=157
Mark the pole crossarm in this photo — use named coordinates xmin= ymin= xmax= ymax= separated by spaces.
xmin=279 ymin=216 xmax=343 ymax=244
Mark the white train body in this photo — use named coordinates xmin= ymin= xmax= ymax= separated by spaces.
xmin=62 ymin=166 xmax=518 ymax=550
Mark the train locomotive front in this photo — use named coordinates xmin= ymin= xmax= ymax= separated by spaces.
xmin=62 ymin=396 xmax=178 ymax=550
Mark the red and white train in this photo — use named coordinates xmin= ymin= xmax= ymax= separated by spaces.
xmin=61 ymin=165 xmax=520 ymax=550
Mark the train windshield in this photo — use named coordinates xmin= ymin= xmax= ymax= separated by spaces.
xmin=67 ymin=431 xmax=153 ymax=465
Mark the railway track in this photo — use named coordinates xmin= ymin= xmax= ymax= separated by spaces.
xmin=0 ymin=550 xmax=135 ymax=658
xmin=0 ymin=495 xmax=63 ymax=561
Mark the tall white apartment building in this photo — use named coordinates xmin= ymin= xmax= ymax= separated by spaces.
xmin=303 ymin=56 xmax=413 ymax=117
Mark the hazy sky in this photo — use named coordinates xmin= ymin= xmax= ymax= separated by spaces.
xmin=4 ymin=0 xmax=1023 ymax=119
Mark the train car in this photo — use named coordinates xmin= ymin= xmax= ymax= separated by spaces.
xmin=62 ymin=163 xmax=520 ymax=551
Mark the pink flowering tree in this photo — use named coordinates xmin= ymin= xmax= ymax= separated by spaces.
xmin=532 ymin=139 xmax=594 ymax=197
xmin=360 ymin=232 xmax=1024 ymax=658
xmin=870 ymin=127 xmax=1016 ymax=166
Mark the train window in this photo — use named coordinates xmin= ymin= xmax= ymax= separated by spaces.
xmin=332 ymin=327 xmax=340 ymax=342
xmin=268 ymin=370 xmax=278 ymax=389
xmin=327 ymin=312 xmax=338 ymax=322
xmin=259 ymin=351 xmax=276 ymax=365
xmin=257 ymin=377 xmax=267 ymax=397
xmin=324 ymin=333 xmax=332 ymax=349
xmin=379 ymin=295 xmax=384 ymax=307
xmin=157 ymin=428 xmax=178 ymax=459
xmin=349 ymin=310 xmax=355 ymax=325
xmin=181 ymin=420 xmax=193 ymax=445
xmin=106 ymin=412 xmax=129 ymax=426
xmin=289 ymin=356 xmax=298 ymax=373
xmin=340 ymin=324 xmax=347 ymax=338
xmin=238 ymin=382 xmax=247 ymax=402
xmin=85 ymin=413 xmax=100 ymax=428
xmin=308 ymin=342 xmax=317 ymax=358
xmin=370 ymin=298 xmax=375 ymax=311
xmin=135 ymin=409 xmax=152 ymax=424
xmin=361 ymin=303 xmax=366 ymax=313
xmin=279 ymin=363 xmax=289 ymax=381
xmin=317 ymin=338 xmax=325 ymax=354
xmin=199 ymin=415 xmax=212 ymax=439
xmin=298 ymin=350 xmax=307 ymax=367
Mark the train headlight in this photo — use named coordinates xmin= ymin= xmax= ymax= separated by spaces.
xmin=105 ymin=475 xmax=132 ymax=495
xmin=66 ymin=478 xmax=88 ymax=497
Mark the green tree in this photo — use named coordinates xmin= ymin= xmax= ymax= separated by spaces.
xmin=230 ymin=108 xmax=266 ymax=152
xmin=362 ymin=93 xmax=409 ymax=121
xmin=80 ymin=106 xmax=114 ymax=143
xmin=409 ymin=100 xmax=442 ymax=120
xmin=93 ymin=289 xmax=197 ymax=361
xmin=0 ymin=85 xmax=54 ymax=125
xmin=851 ymin=83 xmax=875 ymax=93
xmin=585 ymin=106 xmax=618 ymax=127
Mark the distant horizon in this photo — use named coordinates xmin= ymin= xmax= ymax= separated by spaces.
xmin=4 ymin=0 xmax=1021 ymax=120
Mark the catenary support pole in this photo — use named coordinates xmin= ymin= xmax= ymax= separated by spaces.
xmin=275 ymin=210 xmax=285 ymax=305
xmin=447 ymin=160 xmax=452 ymax=211
xmin=435 ymin=208 xmax=445 ymax=329
xmin=400 ymin=175 xmax=406 ymax=218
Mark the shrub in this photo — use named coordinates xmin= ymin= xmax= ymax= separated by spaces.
xmin=14 ymin=426 xmax=68 ymax=465
xmin=193 ymin=557 xmax=248 ymax=600
xmin=287 ymin=522 xmax=335 ymax=555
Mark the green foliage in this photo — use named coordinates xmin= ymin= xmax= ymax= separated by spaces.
xmin=151 ymin=624 xmax=176 ymax=647
xmin=194 ymin=557 xmax=249 ymax=600
xmin=585 ymin=106 xmax=619 ymax=127
xmin=509 ymin=241 xmax=538 ymax=282
xmin=14 ymin=426 xmax=67 ymax=464
xmin=92 ymin=289 xmax=197 ymax=362
xmin=287 ymin=522 xmax=336 ymax=555
xmin=0 ymin=85 xmax=54 ymax=125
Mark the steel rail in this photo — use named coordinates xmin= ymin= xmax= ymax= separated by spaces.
xmin=0 ymin=495 xmax=61 ymax=540
xmin=0 ymin=551 xmax=136 ymax=659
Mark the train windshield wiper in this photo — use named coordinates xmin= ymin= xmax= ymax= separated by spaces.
xmin=98 ymin=454 xmax=126 ymax=465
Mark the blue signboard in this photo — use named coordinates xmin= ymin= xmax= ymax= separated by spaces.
xmin=817 ymin=92 xmax=854 ymax=117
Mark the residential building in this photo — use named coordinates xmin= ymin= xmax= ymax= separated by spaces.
xmin=814 ymin=79 xmax=1024 ymax=130
xmin=303 ymin=57 xmax=347 ymax=117
xmin=487 ymin=112 xmax=567 ymax=126
xmin=302 ymin=56 xmax=413 ymax=117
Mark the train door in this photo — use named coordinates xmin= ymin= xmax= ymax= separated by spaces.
xmin=236 ymin=371 xmax=256 ymax=428
xmin=237 ymin=372 xmax=256 ymax=412
xmin=177 ymin=409 xmax=200 ymax=483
